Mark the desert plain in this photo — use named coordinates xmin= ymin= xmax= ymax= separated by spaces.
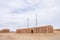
xmin=0 ymin=31 xmax=60 ymax=40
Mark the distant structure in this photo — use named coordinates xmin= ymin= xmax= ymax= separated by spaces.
xmin=16 ymin=25 xmax=53 ymax=33
xmin=54 ymin=29 xmax=60 ymax=31
xmin=0 ymin=29 xmax=9 ymax=33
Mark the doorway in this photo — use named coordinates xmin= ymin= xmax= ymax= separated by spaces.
xmin=31 ymin=30 xmax=33 ymax=33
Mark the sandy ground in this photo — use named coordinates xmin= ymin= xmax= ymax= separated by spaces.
xmin=0 ymin=31 xmax=60 ymax=40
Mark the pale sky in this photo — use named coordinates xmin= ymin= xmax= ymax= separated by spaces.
xmin=0 ymin=0 xmax=60 ymax=31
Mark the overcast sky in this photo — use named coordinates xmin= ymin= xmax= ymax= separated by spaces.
xmin=0 ymin=0 xmax=60 ymax=31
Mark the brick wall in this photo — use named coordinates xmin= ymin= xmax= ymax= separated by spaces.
xmin=16 ymin=25 xmax=53 ymax=33
xmin=1 ymin=29 xmax=9 ymax=33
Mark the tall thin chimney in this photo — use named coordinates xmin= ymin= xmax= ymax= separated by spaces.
xmin=35 ymin=14 xmax=37 ymax=27
xmin=27 ymin=18 xmax=29 ymax=28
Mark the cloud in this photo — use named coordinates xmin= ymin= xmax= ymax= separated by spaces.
xmin=0 ymin=0 xmax=60 ymax=31
xmin=11 ymin=7 xmax=35 ymax=13
xmin=11 ymin=0 xmax=43 ymax=13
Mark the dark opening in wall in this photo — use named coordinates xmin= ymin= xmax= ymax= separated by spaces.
xmin=31 ymin=30 xmax=33 ymax=33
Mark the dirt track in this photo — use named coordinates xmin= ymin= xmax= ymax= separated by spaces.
xmin=0 ymin=31 xmax=60 ymax=40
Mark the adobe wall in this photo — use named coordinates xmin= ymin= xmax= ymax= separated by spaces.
xmin=47 ymin=25 xmax=53 ymax=33
xmin=16 ymin=25 xmax=53 ymax=33
xmin=36 ymin=25 xmax=53 ymax=33
xmin=36 ymin=27 xmax=47 ymax=33
xmin=16 ymin=28 xmax=33 ymax=33
xmin=0 ymin=29 xmax=10 ymax=33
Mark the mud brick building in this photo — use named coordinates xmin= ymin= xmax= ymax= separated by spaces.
xmin=16 ymin=25 xmax=53 ymax=33
xmin=0 ymin=29 xmax=10 ymax=33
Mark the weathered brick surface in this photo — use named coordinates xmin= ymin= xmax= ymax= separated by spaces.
xmin=47 ymin=25 xmax=53 ymax=33
xmin=0 ymin=31 xmax=2 ymax=33
xmin=0 ymin=29 xmax=9 ymax=33
xmin=16 ymin=25 xmax=53 ymax=33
